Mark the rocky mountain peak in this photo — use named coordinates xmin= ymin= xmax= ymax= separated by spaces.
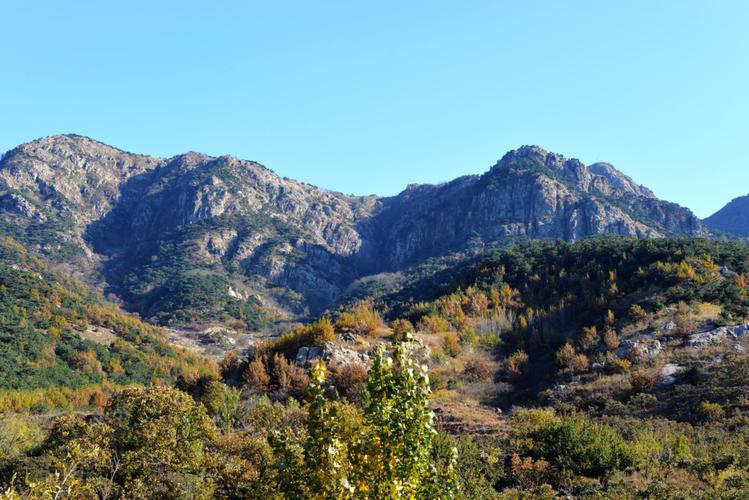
xmin=588 ymin=162 xmax=655 ymax=198
xmin=489 ymin=146 xmax=657 ymax=200
xmin=0 ymin=135 xmax=163 ymax=222
xmin=0 ymin=135 xmax=711 ymax=323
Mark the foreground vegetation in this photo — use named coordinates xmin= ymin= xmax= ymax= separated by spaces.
xmin=3 ymin=236 xmax=749 ymax=497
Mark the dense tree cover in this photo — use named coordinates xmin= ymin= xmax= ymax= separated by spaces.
xmin=0 ymin=237 xmax=213 ymax=411
xmin=392 ymin=237 xmax=749 ymax=379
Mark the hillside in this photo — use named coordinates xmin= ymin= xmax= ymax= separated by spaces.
xmin=0 ymin=236 xmax=214 ymax=411
xmin=4 ymin=236 xmax=749 ymax=498
xmin=0 ymin=136 xmax=709 ymax=329
xmin=238 ymin=236 xmax=749 ymax=496
xmin=705 ymin=193 xmax=749 ymax=236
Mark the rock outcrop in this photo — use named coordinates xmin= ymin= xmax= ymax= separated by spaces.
xmin=686 ymin=324 xmax=749 ymax=348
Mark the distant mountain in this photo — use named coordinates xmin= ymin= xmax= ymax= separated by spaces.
xmin=0 ymin=135 xmax=709 ymax=326
xmin=705 ymin=195 xmax=749 ymax=236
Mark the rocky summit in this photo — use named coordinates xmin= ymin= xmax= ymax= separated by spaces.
xmin=0 ymin=135 xmax=709 ymax=326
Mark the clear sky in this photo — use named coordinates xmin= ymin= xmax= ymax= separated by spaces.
xmin=1 ymin=1 xmax=747 ymax=217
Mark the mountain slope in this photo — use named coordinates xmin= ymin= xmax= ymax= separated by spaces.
xmin=0 ymin=136 xmax=709 ymax=326
xmin=705 ymin=194 xmax=749 ymax=236
xmin=0 ymin=236 xmax=213 ymax=411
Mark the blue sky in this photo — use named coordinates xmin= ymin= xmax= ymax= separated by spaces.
xmin=1 ymin=1 xmax=747 ymax=217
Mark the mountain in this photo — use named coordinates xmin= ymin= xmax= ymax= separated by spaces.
xmin=705 ymin=194 xmax=749 ymax=236
xmin=0 ymin=136 xmax=709 ymax=326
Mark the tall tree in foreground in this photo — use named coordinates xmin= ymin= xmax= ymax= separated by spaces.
xmin=285 ymin=337 xmax=459 ymax=499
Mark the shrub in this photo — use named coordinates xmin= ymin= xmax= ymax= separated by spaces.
xmin=579 ymin=326 xmax=599 ymax=351
xmin=244 ymin=356 xmax=271 ymax=392
xmin=463 ymin=356 xmax=494 ymax=383
xmin=255 ymin=318 xmax=335 ymax=360
xmin=442 ymin=333 xmax=462 ymax=357
xmin=390 ymin=318 xmax=414 ymax=342
xmin=605 ymin=352 xmax=631 ymax=374
xmin=417 ymin=314 xmax=452 ymax=333
xmin=336 ymin=301 xmax=385 ymax=337
xmin=629 ymin=304 xmax=648 ymax=321
xmin=603 ymin=328 xmax=620 ymax=350
xmin=509 ymin=453 xmax=553 ymax=490
xmin=505 ymin=350 xmax=529 ymax=382
xmin=517 ymin=413 xmax=636 ymax=479
xmin=0 ymin=414 xmax=45 ymax=459
xmin=331 ymin=363 xmax=368 ymax=404
xmin=271 ymin=354 xmax=308 ymax=400
xmin=697 ymin=401 xmax=725 ymax=422
xmin=556 ymin=343 xmax=588 ymax=374
xmin=630 ymin=370 xmax=658 ymax=394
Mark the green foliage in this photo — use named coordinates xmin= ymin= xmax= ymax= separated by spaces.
xmin=697 ymin=400 xmax=725 ymax=422
xmin=20 ymin=386 xmax=218 ymax=498
xmin=275 ymin=341 xmax=459 ymax=499
xmin=514 ymin=410 xmax=636 ymax=479
xmin=0 ymin=237 xmax=213 ymax=409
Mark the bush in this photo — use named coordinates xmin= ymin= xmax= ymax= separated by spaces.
xmin=630 ymin=370 xmax=658 ymax=394
xmin=271 ymin=354 xmax=309 ymax=400
xmin=605 ymin=352 xmax=631 ymax=374
xmin=331 ymin=363 xmax=368 ymax=404
xmin=390 ymin=318 xmax=414 ymax=342
xmin=697 ymin=400 xmax=725 ymax=422
xmin=442 ymin=333 xmax=462 ymax=357
xmin=417 ymin=314 xmax=452 ymax=333
xmin=629 ymin=304 xmax=648 ymax=321
xmin=336 ymin=301 xmax=384 ymax=337
xmin=579 ymin=326 xmax=599 ymax=351
xmin=244 ymin=356 xmax=271 ymax=392
xmin=517 ymin=413 xmax=637 ymax=479
xmin=254 ymin=318 xmax=335 ymax=360
xmin=463 ymin=356 xmax=494 ymax=383
xmin=505 ymin=350 xmax=529 ymax=382
xmin=556 ymin=343 xmax=589 ymax=374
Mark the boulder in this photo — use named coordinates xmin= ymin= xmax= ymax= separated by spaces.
xmin=613 ymin=333 xmax=662 ymax=360
xmin=295 ymin=342 xmax=370 ymax=367
xmin=660 ymin=363 xmax=683 ymax=386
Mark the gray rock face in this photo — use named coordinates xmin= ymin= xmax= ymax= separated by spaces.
xmin=0 ymin=135 xmax=710 ymax=322
xmin=295 ymin=342 xmax=370 ymax=367
xmin=613 ymin=333 xmax=663 ymax=360
xmin=660 ymin=363 xmax=683 ymax=386
xmin=686 ymin=324 xmax=749 ymax=348
xmin=705 ymin=194 xmax=749 ymax=236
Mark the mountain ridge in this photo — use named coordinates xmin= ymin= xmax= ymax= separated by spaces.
xmin=0 ymin=134 xmax=710 ymax=325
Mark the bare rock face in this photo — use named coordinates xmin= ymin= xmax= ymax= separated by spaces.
xmin=295 ymin=342 xmax=370 ymax=367
xmin=0 ymin=136 xmax=709 ymax=323
xmin=0 ymin=134 xmax=161 ymax=224
xmin=686 ymin=323 xmax=749 ymax=348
